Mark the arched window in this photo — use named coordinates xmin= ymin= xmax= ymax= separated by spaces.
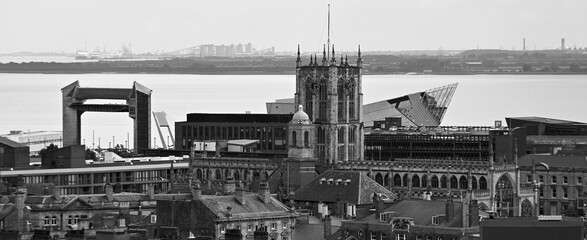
xmin=450 ymin=176 xmax=458 ymax=189
xmin=441 ymin=176 xmax=448 ymax=188
xmin=349 ymin=126 xmax=356 ymax=143
xmin=375 ymin=173 xmax=383 ymax=185
xmin=318 ymin=84 xmax=327 ymax=119
xmin=479 ymin=177 xmax=487 ymax=190
xmin=317 ymin=127 xmax=325 ymax=143
xmin=215 ymin=169 xmax=222 ymax=180
xmin=422 ymin=175 xmax=428 ymax=188
xmin=394 ymin=174 xmax=402 ymax=187
xmin=472 ymin=176 xmax=478 ymax=189
xmin=338 ymin=80 xmax=345 ymax=120
xmin=338 ymin=127 xmax=345 ymax=144
xmin=431 ymin=176 xmax=439 ymax=188
xmin=44 ymin=216 xmax=50 ymax=226
xmin=292 ymin=131 xmax=297 ymax=146
xmin=459 ymin=176 xmax=468 ymax=189
xmin=412 ymin=175 xmax=420 ymax=188
xmin=234 ymin=171 xmax=240 ymax=181
xmin=304 ymin=131 xmax=309 ymax=147
xmin=51 ymin=216 xmax=57 ymax=225
xmin=402 ymin=174 xmax=408 ymax=187
xmin=196 ymin=169 xmax=203 ymax=179
xmin=384 ymin=174 xmax=390 ymax=187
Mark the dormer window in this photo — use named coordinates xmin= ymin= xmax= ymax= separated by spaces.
xmin=336 ymin=179 xmax=342 ymax=185
xmin=327 ymin=178 xmax=334 ymax=185
xmin=344 ymin=179 xmax=351 ymax=186
xmin=319 ymin=178 xmax=326 ymax=185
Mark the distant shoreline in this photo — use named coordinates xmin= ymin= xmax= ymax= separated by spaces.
xmin=1 ymin=69 xmax=586 ymax=76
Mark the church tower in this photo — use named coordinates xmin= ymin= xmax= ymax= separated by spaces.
xmin=294 ymin=45 xmax=364 ymax=167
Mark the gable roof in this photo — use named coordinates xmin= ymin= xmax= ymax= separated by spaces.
xmin=357 ymin=199 xmax=447 ymax=226
xmin=0 ymin=136 xmax=27 ymax=148
xmin=198 ymin=193 xmax=291 ymax=220
xmin=294 ymin=170 xmax=396 ymax=205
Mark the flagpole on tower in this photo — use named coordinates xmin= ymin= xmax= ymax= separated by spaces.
xmin=327 ymin=4 xmax=330 ymax=60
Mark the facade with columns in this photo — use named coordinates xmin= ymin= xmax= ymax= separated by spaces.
xmin=294 ymin=45 xmax=364 ymax=166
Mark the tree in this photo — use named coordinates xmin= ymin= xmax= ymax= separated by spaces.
xmin=39 ymin=144 xmax=59 ymax=157
xmin=522 ymin=64 xmax=532 ymax=72
xmin=570 ymin=63 xmax=580 ymax=72
xmin=85 ymin=148 xmax=97 ymax=161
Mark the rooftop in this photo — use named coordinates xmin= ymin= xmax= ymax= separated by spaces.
xmin=185 ymin=113 xmax=292 ymax=123
xmin=506 ymin=117 xmax=587 ymax=126
xmin=294 ymin=170 xmax=396 ymax=205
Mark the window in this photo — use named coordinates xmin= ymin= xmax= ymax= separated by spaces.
xmin=396 ymin=234 xmax=406 ymax=240
xmin=304 ymin=131 xmax=309 ymax=147
xmin=551 ymin=176 xmax=557 ymax=184
xmin=527 ymin=175 xmax=532 ymax=183
xmin=552 ymin=187 xmax=557 ymax=198
xmin=539 ymin=175 xmax=544 ymax=183
xmin=271 ymin=222 xmax=277 ymax=230
xmin=563 ymin=176 xmax=568 ymax=184
xmin=247 ymin=224 xmax=253 ymax=231
xmin=44 ymin=216 xmax=50 ymax=226
xmin=578 ymin=177 xmax=583 ymax=184
xmin=380 ymin=213 xmax=387 ymax=222
xmin=51 ymin=216 xmax=57 ymax=225
xmin=563 ymin=187 xmax=568 ymax=198
xmin=291 ymin=131 xmax=297 ymax=146
xmin=432 ymin=215 xmax=443 ymax=225
xmin=371 ymin=232 xmax=377 ymax=240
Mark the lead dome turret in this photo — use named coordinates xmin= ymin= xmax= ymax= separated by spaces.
xmin=291 ymin=105 xmax=312 ymax=125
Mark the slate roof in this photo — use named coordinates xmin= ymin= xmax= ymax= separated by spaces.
xmin=0 ymin=204 xmax=15 ymax=220
xmin=519 ymin=155 xmax=587 ymax=169
xmin=294 ymin=170 xmax=397 ymax=205
xmin=199 ymin=193 xmax=292 ymax=220
xmin=357 ymin=199 xmax=447 ymax=226
xmin=0 ymin=136 xmax=27 ymax=148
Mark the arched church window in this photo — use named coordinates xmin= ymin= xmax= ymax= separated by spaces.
xmin=431 ymin=175 xmax=439 ymax=188
xmin=292 ymin=131 xmax=297 ymax=146
xmin=479 ymin=177 xmax=487 ymax=190
xmin=304 ymin=131 xmax=309 ymax=147
xmin=338 ymin=128 xmax=345 ymax=144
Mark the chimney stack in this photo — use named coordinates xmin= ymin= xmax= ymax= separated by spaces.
xmin=148 ymin=184 xmax=155 ymax=199
xmin=192 ymin=183 xmax=202 ymax=200
xmin=445 ymin=199 xmax=455 ymax=224
xmin=258 ymin=182 xmax=271 ymax=204
xmin=53 ymin=186 xmax=62 ymax=201
xmin=468 ymin=200 xmax=480 ymax=227
xmin=105 ymin=184 xmax=113 ymax=202
xmin=236 ymin=183 xmax=246 ymax=205
xmin=374 ymin=195 xmax=384 ymax=219
xmin=224 ymin=177 xmax=236 ymax=194
xmin=324 ymin=215 xmax=332 ymax=239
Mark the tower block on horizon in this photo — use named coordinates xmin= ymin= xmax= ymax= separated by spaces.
xmin=294 ymin=45 xmax=364 ymax=166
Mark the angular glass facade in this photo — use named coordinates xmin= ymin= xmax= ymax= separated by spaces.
xmin=364 ymin=83 xmax=458 ymax=127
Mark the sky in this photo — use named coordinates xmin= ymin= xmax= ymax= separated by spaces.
xmin=1 ymin=0 xmax=586 ymax=54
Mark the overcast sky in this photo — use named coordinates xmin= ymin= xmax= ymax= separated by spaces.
xmin=1 ymin=0 xmax=586 ymax=54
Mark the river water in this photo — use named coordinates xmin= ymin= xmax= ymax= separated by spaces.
xmin=0 ymin=73 xmax=586 ymax=148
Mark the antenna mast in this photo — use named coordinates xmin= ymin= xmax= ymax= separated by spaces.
xmin=327 ymin=4 xmax=330 ymax=60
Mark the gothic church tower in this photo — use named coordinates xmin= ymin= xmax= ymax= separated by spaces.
xmin=294 ymin=45 xmax=364 ymax=166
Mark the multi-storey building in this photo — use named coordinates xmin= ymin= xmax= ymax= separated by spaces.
xmin=519 ymin=154 xmax=587 ymax=215
xmin=364 ymin=126 xmax=527 ymax=162
xmin=0 ymin=160 xmax=189 ymax=195
xmin=175 ymin=113 xmax=291 ymax=155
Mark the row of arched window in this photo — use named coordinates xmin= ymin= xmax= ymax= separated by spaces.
xmin=373 ymin=173 xmax=488 ymax=190
xmin=194 ymin=168 xmax=269 ymax=181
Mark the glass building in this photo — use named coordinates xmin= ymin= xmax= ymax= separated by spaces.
xmin=363 ymin=83 xmax=458 ymax=127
